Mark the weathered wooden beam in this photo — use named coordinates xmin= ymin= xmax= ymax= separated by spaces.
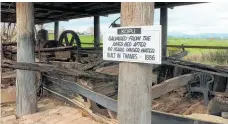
xmin=3 ymin=46 xmax=76 ymax=53
xmin=160 ymin=7 xmax=168 ymax=57
xmin=2 ymin=70 xmax=16 ymax=79
xmin=16 ymin=2 xmax=37 ymax=116
xmin=45 ymin=76 xmax=117 ymax=112
xmin=2 ymin=59 xmax=117 ymax=81
xmin=2 ymin=42 xmax=17 ymax=46
xmin=151 ymin=74 xmax=193 ymax=99
xmin=118 ymin=3 xmax=154 ymax=124
xmin=162 ymin=59 xmax=228 ymax=78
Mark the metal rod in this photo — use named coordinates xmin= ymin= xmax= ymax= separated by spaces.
xmin=166 ymin=45 xmax=228 ymax=49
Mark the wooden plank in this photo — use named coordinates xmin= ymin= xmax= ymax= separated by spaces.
xmin=2 ymin=42 xmax=17 ymax=46
xmin=163 ymin=61 xmax=228 ymax=78
xmin=151 ymin=74 xmax=193 ymax=99
xmin=4 ymin=46 xmax=76 ymax=53
xmin=44 ymin=75 xmax=117 ymax=112
xmin=2 ymin=70 xmax=16 ymax=79
xmin=16 ymin=2 xmax=37 ymax=116
xmin=118 ymin=3 xmax=154 ymax=124
xmin=2 ymin=59 xmax=117 ymax=81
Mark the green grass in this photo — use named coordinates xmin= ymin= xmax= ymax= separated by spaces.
xmin=168 ymin=37 xmax=228 ymax=55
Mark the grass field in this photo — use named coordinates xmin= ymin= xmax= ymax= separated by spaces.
xmin=48 ymin=33 xmax=228 ymax=66
xmin=168 ymin=37 xmax=228 ymax=54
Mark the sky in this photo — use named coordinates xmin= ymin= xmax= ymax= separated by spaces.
xmin=43 ymin=2 xmax=228 ymax=35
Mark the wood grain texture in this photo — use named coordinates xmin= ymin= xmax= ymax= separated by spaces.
xmin=118 ymin=2 xmax=154 ymax=124
xmin=16 ymin=2 xmax=37 ymax=117
xmin=151 ymin=74 xmax=193 ymax=100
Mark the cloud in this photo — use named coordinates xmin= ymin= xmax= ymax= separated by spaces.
xmin=168 ymin=2 xmax=228 ymax=34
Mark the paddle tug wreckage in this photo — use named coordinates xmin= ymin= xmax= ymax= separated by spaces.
xmin=1 ymin=2 xmax=228 ymax=124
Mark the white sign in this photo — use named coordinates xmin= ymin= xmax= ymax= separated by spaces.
xmin=103 ymin=25 xmax=162 ymax=64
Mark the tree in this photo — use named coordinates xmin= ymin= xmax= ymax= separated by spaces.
xmin=87 ymin=26 xmax=94 ymax=35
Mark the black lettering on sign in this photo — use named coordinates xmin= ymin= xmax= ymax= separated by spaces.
xmin=109 ymin=36 xmax=127 ymax=41
xmin=141 ymin=48 xmax=155 ymax=53
xmin=107 ymin=53 xmax=116 ymax=58
xmin=112 ymin=42 xmax=123 ymax=46
xmin=122 ymin=53 xmax=138 ymax=59
xmin=124 ymin=42 xmax=132 ymax=47
xmin=114 ymin=47 xmax=124 ymax=52
xmin=117 ymin=28 xmax=141 ymax=35
xmin=108 ymin=47 xmax=113 ymax=51
xmin=145 ymin=55 xmax=155 ymax=60
xmin=143 ymin=36 xmax=151 ymax=41
xmin=129 ymin=36 xmax=141 ymax=41
xmin=133 ymin=42 xmax=146 ymax=47
xmin=126 ymin=48 xmax=140 ymax=53
xmin=117 ymin=53 xmax=121 ymax=58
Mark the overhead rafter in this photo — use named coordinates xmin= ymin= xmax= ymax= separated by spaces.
xmin=1 ymin=2 xmax=205 ymax=24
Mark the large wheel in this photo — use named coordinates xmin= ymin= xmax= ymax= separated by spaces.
xmin=58 ymin=30 xmax=81 ymax=47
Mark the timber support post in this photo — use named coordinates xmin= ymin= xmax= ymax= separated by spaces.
xmin=117 ymin=3 xmax=154 ymax=124
xmin=16 ymin=2 xmax=37 ymax=117
xmin=94 ymin=16 xmax=100 ymax=48
xmin=54 ymin=21 xmax=59 ymax=41
xmin=160 ymin=7 xmax=168 ymax=57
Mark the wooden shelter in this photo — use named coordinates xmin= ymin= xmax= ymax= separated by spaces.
xmin=2 ymin=2 xmax=220 ymax=124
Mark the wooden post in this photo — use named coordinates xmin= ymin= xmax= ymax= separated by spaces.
xmin=160 ymin=7 xmax=168 ymax=57
xmin=54 ymin=21 xmax=59 ymax=41
xmin=118 ymin=3 xmax=154 ymax=124
xmin=16 ymin=2 xmax=37 ymax=117
xmin=94 ymin=16 xmax=100 ymax=48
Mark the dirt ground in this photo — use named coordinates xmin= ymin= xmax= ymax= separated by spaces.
xmin=152 ymin=87 xmax=207 ymax=115
xmin=1 ymin=95 xmax=69 ymax=118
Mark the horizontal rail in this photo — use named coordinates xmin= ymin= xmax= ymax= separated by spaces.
xmin=81 ymin=43 xmax=103 ymax=45
xmin=166 ymin=45 xmax=228 ymax=49
xmin=2 ymin=42 xmax=103 ymax=46
xmin=3 ymin=46 xmax=77 ymax=53
xmin=2 ymin=42 xmax=17 ymax=46
xmin=3 ymin=46 xmax=102 ymax=54
xmin=44 ymin=75 xmax=217 ymax=124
